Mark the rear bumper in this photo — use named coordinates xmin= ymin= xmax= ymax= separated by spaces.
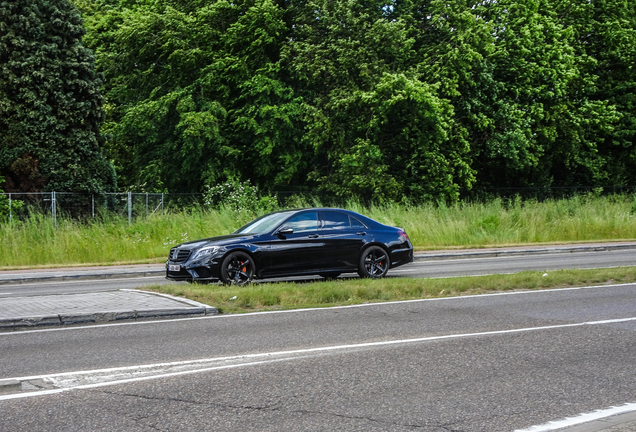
xmin=390 ymin=247 xmax=414 ymax=268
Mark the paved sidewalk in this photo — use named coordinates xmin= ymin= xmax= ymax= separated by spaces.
xmin=0 ymin=289 xmax=217 ymax=330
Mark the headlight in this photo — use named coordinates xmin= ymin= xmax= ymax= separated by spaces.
xmin=190 ymin=246 xmax=225 ymax=261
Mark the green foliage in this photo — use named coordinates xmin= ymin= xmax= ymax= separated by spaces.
xmin=147 ymin=267 xmax=636 ymax=313
xmin=555 ymin=0 xmax=636 ymax=186
xmin=0 ymin=177 xmax=24 ymax=219
xmin=0 ymin=0 xmax=115 ymax=193
xmin=1 ymin=195 xmax=634 ymax=267
xmin=285 ymin=0 xmax=473 ymax=202
xmin=203 ymin=178 xmax=278 ymax=218
xmin=84 ymin=0 xmax=305 ymax=193
xmin=72 ymin=0 xmax=636 ymax=200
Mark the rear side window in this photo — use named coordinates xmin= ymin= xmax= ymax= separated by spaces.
xmin=349 ymin=216 xmax=366 ymax=229
xmin=322 ymin=211 xmax=367 ymax=230
xmin=323 ymin=211 xmax=349 ymax=229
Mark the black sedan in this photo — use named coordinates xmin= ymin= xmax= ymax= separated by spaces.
xmin=166 ymin=208 xmax=413 ymax=285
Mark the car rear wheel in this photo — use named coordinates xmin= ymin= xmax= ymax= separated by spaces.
xmin=358 ymin=246 xmax=389 ymax=278
xmin=220 ymin=251 xmax=254 ymax=285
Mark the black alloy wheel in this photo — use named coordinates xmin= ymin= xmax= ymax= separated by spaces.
xmin=220 ymin=251 xmax=254 ymax=285
xmin=358 ymin=246 xmax=389 ymax=278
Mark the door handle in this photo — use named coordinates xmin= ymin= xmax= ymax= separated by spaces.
xmin=308 ymin=234 xmax=319 ymax=238
xmin=356 ymin=231 xmax=366 ymax=236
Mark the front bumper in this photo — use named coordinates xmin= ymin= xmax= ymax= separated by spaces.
xmin=165 ymin=259 xmax=222 ymax=282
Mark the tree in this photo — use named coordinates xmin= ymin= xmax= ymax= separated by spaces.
xmin=285 ymin=0 xmax=473 ymax=202
xmin=555 ymin=0 xmax=636 ymax=186
xmin=0 ymin=0 xmax=116 ymax=193
xmin=84 ymin=0 xmax=305 ymax=193
xmin=77 ymin=0 xmax=636 ymax=201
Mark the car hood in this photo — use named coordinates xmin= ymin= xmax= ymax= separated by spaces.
xmin=175 ymin=234 xmax=259 ymax=250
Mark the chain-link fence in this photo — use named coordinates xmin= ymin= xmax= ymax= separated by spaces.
xmin=1 ymin=186 xmax=635 ymax=226
xmin=460 ymin=185 xmax=636 ymax=201
xmin=0 ymin=192 xmax=205 ymax=226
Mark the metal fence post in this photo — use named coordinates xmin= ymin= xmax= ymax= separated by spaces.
xmin=128 ymin=191 xmax=132 ymax=225
xmin=92 ymin=195 xmax=95 ymax=219
xmin=161 ymin=193 xmax=164 ymax=215
xmin=146 ymin=193 xmax=148 ymax=219
xmin=52 ymin=191 xmax=57 ymax=229
xmin=9 ymin=193 xmax=11 ymax=223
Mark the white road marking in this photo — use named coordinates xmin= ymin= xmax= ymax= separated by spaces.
xmin=390 ymin=265 xmax=626 ymax=278
xmin=515 ymin=402 xmax=636 ymax=431
xmin=1 ymin=316 xmax=635 ymax=401
xmin=2 ymin=282 xmax=635 ymax=336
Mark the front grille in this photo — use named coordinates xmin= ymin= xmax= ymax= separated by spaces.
xmin=169 ymin=247 xmax=192 ymax=263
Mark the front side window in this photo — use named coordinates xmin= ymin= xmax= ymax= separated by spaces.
xmin=283 ymin=212 xmax=319 ymax=232
xmin=235 ymin=211 xmax=295 ymax=234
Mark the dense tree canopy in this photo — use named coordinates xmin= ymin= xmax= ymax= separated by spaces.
xmin=0 ymin=0 xmax=116 ymax=193
xmin=64 ymin=0 xmax=636 ymax=201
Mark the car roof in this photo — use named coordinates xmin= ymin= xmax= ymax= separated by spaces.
xmin=281 ymin=207 xmax=384 ymax=228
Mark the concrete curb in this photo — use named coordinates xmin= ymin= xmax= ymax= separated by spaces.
xmin=0 ymin=307 xmax=218 ymax=330
xmin=0 ymin=379 xmax=21 ymax=394
xmin=0 ymin=242 xmax=634 ymax=331
xmin=0 ymin=269 xmax=166 ymax=285
xmin=0 ymin=290 xmax=218 ymax=330
xmin=0 ymin=243 xmax=634 ymax=286
xmin=414 ymin=243 xmax=636 ymax=261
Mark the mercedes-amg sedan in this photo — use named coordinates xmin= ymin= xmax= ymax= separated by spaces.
xmin=166 ymin=208 xmax=413 ymax=285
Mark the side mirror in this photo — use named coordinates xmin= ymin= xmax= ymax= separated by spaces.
xmin=277 ymin=227 xmax=293 ymax=236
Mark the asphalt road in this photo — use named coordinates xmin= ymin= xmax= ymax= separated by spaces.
xmin=2 ymin=249 xmax=636 ymax=431
xmin=1 ymin=282 xmax=636 ymax=431
xmin=1 ymin=248 xmax=635 ymax=298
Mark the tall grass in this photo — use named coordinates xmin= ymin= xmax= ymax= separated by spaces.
xmin=354 ymin=194 xmax=636 ymax=248
xmin=0 ymin=195 xmax=635 ymax=268
xmin=0 ymin=208 xmax=242 ymax=268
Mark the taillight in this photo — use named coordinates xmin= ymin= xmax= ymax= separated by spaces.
xmin=398 ymin=229 xmax=410 ymax=241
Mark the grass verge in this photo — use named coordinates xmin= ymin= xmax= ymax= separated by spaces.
xmin=1 ymin=194 xmax=636 ymax=268
xmin=143 ymin=266 xmax=636 ymax=314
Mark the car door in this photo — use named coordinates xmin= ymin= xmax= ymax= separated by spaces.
xmin=319 ymin=210 xmax=367 ymax=270
xmin=264 ymin=211 xmax=325 ymax=276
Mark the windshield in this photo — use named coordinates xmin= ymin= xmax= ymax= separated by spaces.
xmin=234 ymin=211 xmax=296 ymax=234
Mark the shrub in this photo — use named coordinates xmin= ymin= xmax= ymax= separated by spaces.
xmin=0 ymin=177 xmax=24 ymax=220
xmin=203 ymin=179 xmax=278 ymax=219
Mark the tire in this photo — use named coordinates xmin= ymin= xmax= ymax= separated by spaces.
xmin=220 ymin=251 xmax=255 ymax=285
xmin=319 ymin=272 xmax=341 ymax=280
xmin=357 ymin=246 xmax=389 ymax=278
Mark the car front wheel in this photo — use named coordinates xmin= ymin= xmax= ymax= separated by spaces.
xmin=358 ymin=246 xmax=389 ymax=278
xmin=220 ymin=251 xmax=254 ymax=285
